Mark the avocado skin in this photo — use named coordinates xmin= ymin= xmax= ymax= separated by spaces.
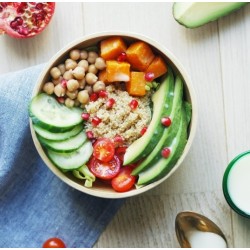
xmin=137 ymin=106 xmax=188 ymax=186
xmin=132 ymin=75 xmax=183 ymax=175
xmin=173 ymin=2 xmax=248 ymax=29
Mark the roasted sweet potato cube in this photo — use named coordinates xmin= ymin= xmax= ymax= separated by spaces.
xmin=126 ymin=72 xmax=146 ymax=96
xmin=126 ymin=41 xmax=155 ymax=71
xmin=146 ymin=56 xmax=168 ymax=79
xmin=100 ymin=36 xmax=127 ymax=60
xmin=106 ymin=60 xmax=130 ymax=82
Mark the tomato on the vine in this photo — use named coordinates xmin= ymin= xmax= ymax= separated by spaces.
xmin=89 ymin=155 xmax=120 ymax=180
xmin=42 ymin=237 xmax=66 ymax=248
xmin=93 ymin=138 xmax=115 ymax=162
xmin=111 ymin=166 xmax=136 ymax=192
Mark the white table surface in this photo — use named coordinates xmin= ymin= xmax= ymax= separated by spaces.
xmin=1 ymin=2 xmax=250 ymax=247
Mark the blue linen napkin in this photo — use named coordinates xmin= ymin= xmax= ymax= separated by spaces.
xmin=0 ymin=64 xmax=124 ymax=248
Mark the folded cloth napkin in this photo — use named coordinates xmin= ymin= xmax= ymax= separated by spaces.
xmin=0 ymin=64 xmax=124 ymax=248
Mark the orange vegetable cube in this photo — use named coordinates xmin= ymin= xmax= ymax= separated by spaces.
xmin=98 ymin=69 xmax=108 ymax=83
xmin=126 ymin=72 xmax=146 ymax=96
xmin=126 ymin=41 xmax=155 ymax=71
xmin=100 ymin=36 xmax=127 ymax=60
xmin=146 ymin=56 xmax=168 ymax=79
xmin=106 ymin=60 xmax=130 ymax=82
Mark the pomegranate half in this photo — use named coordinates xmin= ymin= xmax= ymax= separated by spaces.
xmin=0 ymin=2 xmax=55 ymax=39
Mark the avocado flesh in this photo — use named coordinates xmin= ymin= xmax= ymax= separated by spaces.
xmin=123 ymin=70 xmax=175 ymax=165
xmin=173 ymin=2 xmax=247 ymax=28
xmin=137 ymin=106 xmax=188 ymax=186
xmin=132 ymin=75 xmax=183 ymax=175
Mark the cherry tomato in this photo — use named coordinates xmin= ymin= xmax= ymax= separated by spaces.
xmin=115 ymin=146 xmax=127 ymax=163
xmin=93 ymin=138 xmax=115 ymax=162
xmin=111 ymin=167 xmax=136 ymax=192
xmin=89 ymin=155 xmax=120 ymax=180
xmin=42 ymin=237 xmax=66 ymax=248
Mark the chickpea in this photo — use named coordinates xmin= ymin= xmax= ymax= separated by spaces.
xmin=84 ymin=85 xmax=93 ymax=95
xmin=63 ymin=70 xmax=74 ymax=80
xmin=65 ymin=98 xmax=75 ymax=108
xmin=78 ymin=78 xmax=86 ymax=89
xmin=52 ymin=76 xmax=63 ymax=85
xmin=77 ymin=90 xmax=89 ymax=104
xmin=86 ymin=72 xmax=98 ymax=85
xmin=65 ymin=59 xmax=77 ymax=70
xmin=80 ymin=50 xmax=88 ymax=60
xmin=67 ymin=79 xmax=79 ymax=92
xmin=88 ymin=64 xmax=98 ymax=74
xmin=87 ymin=51 xmax=98 ymax=64
xmin=69 ymin=49 xmax=80 ymax=61
xmin=78 ymin=60 xmax=89 ymax=71
xmin=58 ymin=63 xmax=66 ymax=75
xmin=72 ymin=66 xmax=85 ymax=80
xmin=93 ymin=81 xmax=106 ymax=93
xmin=43 ymin=82 xmax=54 ymax=95
xmin=54 ymin=84 xmax=66 ymax=97
xmin=95 ymin=57 xmax=106 ymax=70
xmin=66 ymin=90 xmax=78 ymax=99
xmin=50 ymin=67 xmax=61 ymax=79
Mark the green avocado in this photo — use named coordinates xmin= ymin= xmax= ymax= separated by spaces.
xmin=123 ymin=69 xmax=175 ymax=165
xmin=132 ymin=75 xmax=183 ymax=175
xmin=173 ymin=2 xmax=247 ymax=28
xmin=137 ymin=106 xmax=188 ymax=186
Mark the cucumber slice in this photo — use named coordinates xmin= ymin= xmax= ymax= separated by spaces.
xmin=33 ymin=124 xmax=83 ymax=141
xmin=38 ymin=130 xmax=87 ymax=153
xmin=47 ymin=140 xmax=93 ymax=171
xmin=29 ymin=93 xmax=83 ymax=132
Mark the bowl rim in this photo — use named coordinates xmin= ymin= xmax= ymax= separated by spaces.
xmin=30 ymin=31 xmax=198 ymax=199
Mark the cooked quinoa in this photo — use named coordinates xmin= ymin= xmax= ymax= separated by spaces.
xmin=85 ymin=84 xmax=152 ymax=144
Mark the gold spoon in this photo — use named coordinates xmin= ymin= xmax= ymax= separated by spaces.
xmin=175 ymin=211 xmax=228 ymax=248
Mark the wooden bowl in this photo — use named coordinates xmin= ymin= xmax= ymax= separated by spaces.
xmin=30 ymin=31 xmax=197 ymax=199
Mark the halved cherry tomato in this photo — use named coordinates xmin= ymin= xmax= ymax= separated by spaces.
xmin=93 ymin=138 xmax=115 ymax=162
xmin=111 ymin=166 xmax=136 ymax=192
xmin=42 ymin=237 xmax=66 ymax=248
xmin=115 ymin=146 xmax=127 ymax=163
xmin=89 ymin=155 xmax=120 ymax=180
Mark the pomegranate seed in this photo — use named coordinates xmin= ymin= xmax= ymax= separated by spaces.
xmin=10 ymin=21 xmax=18 ymax=29
xmin=145 ymin=72 xmax=155 ymax=82
xmin=113 ymin=135 xmax=124 ymax=147
xmin=56 ymin=97 xmax=65 ymax=104
xmin=17 ymin=26 xmax=29 ymax=36
xmin=90 ymin=93 xmax=99 ymax=102
xmin=35 ymin=3 xmax=44 ymax=10
xmin=161 ymin=148 xmax=171 ymax=158
xmin=19 ymin=2 xmax=28 ymax=9
xmin=99 ymin=90 xmax=108 ymax=98
xmin=161 ymin=117 xmax=172 ymax=127
xmin=0 ymin=3 xmax=8 ymax=8
xmin=140 ymin=127 xmax=147 ymax=135
xmin=0 ymin=6 xmax=3 ymax=12
xmin=81 ymin=113 xmax=90 ymax=121
xmin=117 ymin=52 xmax=127 ymax=62
xmin=92 ymin=116 xmax=102 ymax=127
xmin=106 ymin=98 xmax=115 ymax=109
xmin=86 ymin=131 xmax=94 ymax=139
xmin=61 ymin=79 xmax=67 ymax=88
xmin=129 ymin=99 xmax=138 ymax=110
xmin=15 ymin=17 xmax=23 ymax=26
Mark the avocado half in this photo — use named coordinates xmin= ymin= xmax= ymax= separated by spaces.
xmin=173 ymin=2 xmax=247 ymax=28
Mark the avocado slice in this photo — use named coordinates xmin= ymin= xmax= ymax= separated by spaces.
xmin=173 ymin=2 xmax=247 ymax=28
xmin=137 ymin=106 xmax=188 ymax=186
xmin=123 ymin=69 xmax=175 ymax=165
xmin=132 ymin=75 xmax=183 ymax=175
